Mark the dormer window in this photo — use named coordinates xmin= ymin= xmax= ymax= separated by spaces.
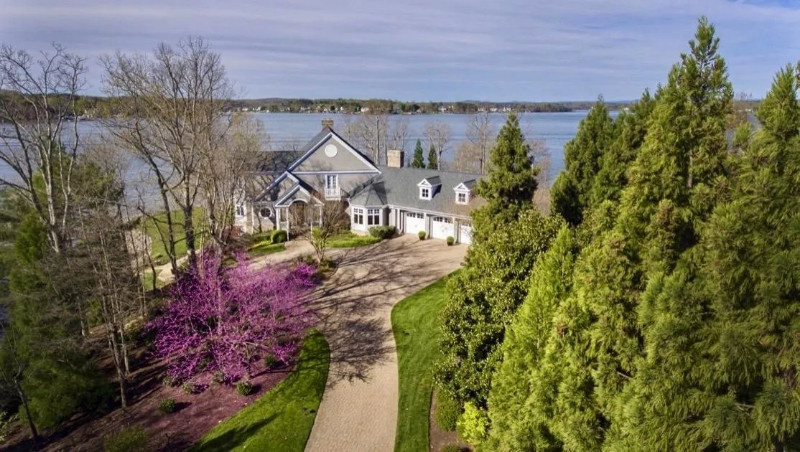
xmin=418 ymin=176 xmax=441 ymax=200
xmin=454 ymin=181 xmax=474 ymax=205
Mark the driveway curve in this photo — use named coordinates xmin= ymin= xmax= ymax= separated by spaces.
xmin=305 ymin=235 xmax=466 ymax=452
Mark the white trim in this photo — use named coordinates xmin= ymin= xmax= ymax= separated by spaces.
xmin=288 ymin=131 xmax=381 ymax=174
xmin=420 ymin=187 xmax=431 ymax=200
xmin=455 ymin=190 xmax=470 ymax=205
xmin=453 ymin=182 xmax=473 ymax=191
xmin=274 ymin=184 xmax=323 ymax=207
xmin=265 ymin=171 xmax=301 ymax=192
xmin=417 ymin=179 xmax=432 ymax=188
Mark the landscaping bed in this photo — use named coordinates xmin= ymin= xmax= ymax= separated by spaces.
xmin=193 ymin=329 xmax=330 ymax=451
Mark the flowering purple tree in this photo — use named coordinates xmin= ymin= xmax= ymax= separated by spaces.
xmin=149 ymin=253 xmax=316 ymax=384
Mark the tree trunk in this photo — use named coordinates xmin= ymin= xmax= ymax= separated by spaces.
xmin=16 ymin=382 xmax=38 ymax=440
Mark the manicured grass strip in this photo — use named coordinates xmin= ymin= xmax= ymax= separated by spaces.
xmin=391 ymin=274 xmax=454 ymax=452
xmin=327 ymin=232 xmax=381 ymax=248
xmin=248 ymin=241 xmax=285 ymax=258
xmin=193 ymin=329 xmax=330 ymax=452
xmin=144 ymin=209 xmax=207 ymax=265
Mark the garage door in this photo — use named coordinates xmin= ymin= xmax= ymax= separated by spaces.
xmin=405 ymin=212 xmax=425 ymax=235
xmin=459 ymin=224 xmax=472 ymax=244
xmin=431 ymin=216 xmax=455 ymax=240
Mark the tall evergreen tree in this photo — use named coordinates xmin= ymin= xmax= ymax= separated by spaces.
xmin=486 ymin=226 xmax=576 ymax=451
xmin=520 ymin=17 xmax=734 ymax=449
xmin=411 ymin=139 xmax=425 ymax=168
xmin=623 ymin=63 xmax=800 ymax=450
xmin=427 ymin=143 xmax=438 ymax=170
xmin=551 ymin=98 xmax=615 ymax=225
xmin=472 ymin=113 xmax=538 ymax=240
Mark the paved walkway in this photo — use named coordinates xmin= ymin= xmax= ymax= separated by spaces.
xmin=305 ymin=235 xmax=466 ymax=452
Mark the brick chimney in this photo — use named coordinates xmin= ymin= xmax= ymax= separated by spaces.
xmin=387 ymin=149 xmax=404 ymax=168
xmin=321 ymin=118 xmax=334 ymax=129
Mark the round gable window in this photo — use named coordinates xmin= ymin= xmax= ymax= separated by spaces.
xmin=259 ymin=207 xmax=273 ymax=219
xmin=324 ymin=144 xmax=338 ymax=157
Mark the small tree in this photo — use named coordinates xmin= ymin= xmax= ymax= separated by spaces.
xmin=149 ymin=253 xmax=316 ymax=384
xmin=427 ymin=143 xmax=438 ymax=170
xmin=411 ymin=139 xmax=425 ymax=168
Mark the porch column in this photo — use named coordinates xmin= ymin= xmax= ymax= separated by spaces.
xmin=319 ymin=205 xmax=323 ymax=227
xmin=276 ymin=207 xmax=282 ymax=230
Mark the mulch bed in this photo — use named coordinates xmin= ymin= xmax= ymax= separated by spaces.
xmin=428 ymin=393 xmax=471 ymax=452
xmin=4 ymin=344 xmax=293 ymax=451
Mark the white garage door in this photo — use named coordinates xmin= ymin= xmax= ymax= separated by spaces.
xmin=431 ymin=216 xmax=455 ymax=240
xmin=405 ymin=212 xmax=425 ymax=235
xmin=459 ymin=224 xmax=472 ymax=244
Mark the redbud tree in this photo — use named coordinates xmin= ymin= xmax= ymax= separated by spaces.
xmin=149 ymin=252 xmax=317 ymax=384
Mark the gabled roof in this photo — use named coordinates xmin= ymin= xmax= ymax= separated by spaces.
xmin=418 ymin=176 xmax=441 ymax=187
xmin=454 ymin=180 xmax=476 ymax=191
xmin=288 ymin=127 xmax=380 ymax=173
xmin=274 ymin=182 xmax=323 ymax=207
xmin=350 ymin=166 xmax=483 ymax=216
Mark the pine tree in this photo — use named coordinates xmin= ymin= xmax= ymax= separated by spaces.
xmin=486 ymin=226 xmax=576 ymax=451
xmin=551 ymin=98 xmax=615 ymax=225
xmin=411 ymin=139 xmax=425 ymax=168
xmin=472 ymin=113 xmax=538 ymax=240
xmin=624 ymin=63 xmax=800 ymax=450
xmin=427 ymin=143 xmax=438 ymax=170
xmin=520 ymin=18 xmax=734 ymax=449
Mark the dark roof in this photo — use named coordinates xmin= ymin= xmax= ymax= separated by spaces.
xmin=421 ymin=175 xmax=441 ymax=186
xmin=259 ymin=150 xmax=303 ymax=173
xmin=350 ymin=166 xmax=483 ymax=216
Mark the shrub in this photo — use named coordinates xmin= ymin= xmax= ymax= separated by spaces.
xmin=263 ymin=352 xmax=279 ymax=369
xmin=158 ymin=398 xmax=176 ymax=414
xmin=270 ymin=229 xmax=288 ymax=244
xmin=181 ymin=381 xmax=197 ymax=394
xmin=457 ymin=402 xmax=489 ymax=445
xmin=162 ymin=375 xmax=178 ymax=387
xmin=435 ymin=391 xmax=460 ymax=431
xmin=368 ymin=225 xmax=396 ymax=239
xmin=251 ymin=231 xmax=272 ymax=243
xmin=103 ymin=426 xmax=149 ymax=452
xmin=418 ymin=230 xmax=426 ymax=240
xmin=236 ymin=381 xmax=254 ymax=396
xmin=446 ymin=236 xmax=455 ymax=246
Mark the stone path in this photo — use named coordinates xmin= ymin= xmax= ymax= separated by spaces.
xmin=305 ymin=235 xmax=466 ymax=452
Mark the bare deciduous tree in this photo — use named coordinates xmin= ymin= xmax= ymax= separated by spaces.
xmin=102 ymin=37 xmax=232 ymax=273
xmin=466 ymin=112 xmax=495 ymax=174
xmin=424 ymin=120 xmax=451 ymax=170
xmin=0 ymin=43 xmax=86 ymax=253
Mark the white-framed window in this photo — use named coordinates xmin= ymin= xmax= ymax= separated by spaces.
xmin=420 ymin=187 xmax=431 ymax=200
xmin=259 ymin=207 xmax=272 ymax=218
xmin=406 ymin=212 xmax=423 ymax=219
xmin=353 ymin=207 xmax=364 ymax=225
xmin=432 ymin=216 xmax=452 ymax=223
xmin=456 ymin=191 xmax=469 ymax=205
xmin=236 ymin=203 xmax=246 ymax=217
xmin=325 ymin=174 xmax=340 ymax=198
xmin=367 ymin=208 xmax=380 ymax=226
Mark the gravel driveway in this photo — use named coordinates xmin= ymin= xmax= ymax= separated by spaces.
xmin=305 ymin=235 xmax=466 ymax=452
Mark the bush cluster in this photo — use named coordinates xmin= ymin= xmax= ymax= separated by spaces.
xmin=446 ymin=236 xmax=455 ymax=246
xmin=435 ymin=391 xmax=460 ymax=431
xmin=236 ymin=381 xmax=254 ymax=396
xmin=270 ymin=229 xmax=288 ymax=244
xmin=158 ymin=398 xmax=176 ymax=414
xmin=418 ymin=231 xmax=426 ymax=240
xmin=368 ymin=225 xmax=396 ymax=239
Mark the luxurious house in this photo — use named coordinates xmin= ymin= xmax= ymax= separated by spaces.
xmin=235 ymin=119 xmax=482 ymax=244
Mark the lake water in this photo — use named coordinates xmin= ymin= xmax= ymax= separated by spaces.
xmin=251 ymin=111 xmax=602 ymax=183
xmin=0 ymin=110 xmax=607 ymax=203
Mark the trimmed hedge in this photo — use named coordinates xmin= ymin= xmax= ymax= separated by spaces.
xmin=446 ymin=236 xmax=455 ymax=246
xmin=434 ymin=391 xmax=460 ymax=431
xmin=270 ymin=229 xmax=288 ymax=244
xmin=369 ymin=225 xmax=396 ymax=239
xmin=418 ymin=231 xmax=426 ymax=240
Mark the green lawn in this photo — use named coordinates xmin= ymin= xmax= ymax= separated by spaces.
xmin=193 ymin=329 xmax=330 ymax=452
xmin=391 ymin=274 xmax=454 ymax=452
xmin=248 ymin=241 xmax=286 ymax=258
xmin=144 ymin=209 xmax=207 ymax=265
xmin=327 ymin=232 xmax=381 ymax=248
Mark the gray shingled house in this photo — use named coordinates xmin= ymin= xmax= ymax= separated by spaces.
xmin=235 ymin=119 xmax=481 ymax=244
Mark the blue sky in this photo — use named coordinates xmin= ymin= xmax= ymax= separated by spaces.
xmin=0 ymin=0 xmax=797 ymax=101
